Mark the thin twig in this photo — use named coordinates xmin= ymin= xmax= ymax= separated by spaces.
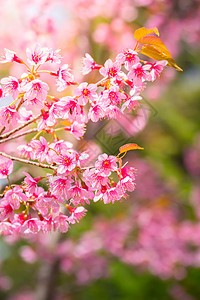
xmin=0 ymin=128 xmax=38 ymax=144
xmin=0 ymin=151 xmax=57 ymax=170
xmin=0 ymin=113 xmax=42 ymax=140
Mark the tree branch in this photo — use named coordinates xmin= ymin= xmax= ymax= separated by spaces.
xmin=0 ymin=128 xmax=38 ymax=144
xmin=0 ymin=151 xmax=57 ymax=170
xmin=0 ymin=113 xmax=42 ymax=140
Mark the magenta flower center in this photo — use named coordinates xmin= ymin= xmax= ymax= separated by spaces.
xmin=82 ymin=88 xmax=90 ymax=97
xmin=134 ymin=67 xmax=145 ymax=78
xmin=32 ymin=54 xmax=40 ymax=64
xmin=125 ymin=53 xmax=136 ymax=62
xmin=102 ymin=160 xmax=111 ymax=169
xmin=108 ymin=68 xmax=117 ymax=77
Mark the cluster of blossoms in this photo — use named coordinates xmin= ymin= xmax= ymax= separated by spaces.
xmin=0 ymin=39 xmax=168 ymax=236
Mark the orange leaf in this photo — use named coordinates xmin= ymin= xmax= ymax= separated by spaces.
xmin=138 ymin=36 xmax=171 ymax=55
xmin=134 ymin=27 xmax=159 ymax=41
xmin=140 ymin=44 xmax=183 ymax=71
xmin=119 ymin=143 xmax=144 ymax=154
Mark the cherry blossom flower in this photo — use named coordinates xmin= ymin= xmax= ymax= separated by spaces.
xmin=53 ymin=214 xmax=69 ymax=233
xmin=74 ymin=82 xmax=97 ymax=105
xmin=26 ymin=44 xmax=49 ymax=66
xmin=4 ymin=187 xmax=27 ymax=210
xmin=102 ymin=85 xmax=126 ymax=105
xmin=68 ymin=183 xmax=92 ymax=206
xmin=0 ymin=222 xmax=14 ymax=235
xmin=83 ymin=168 xmax=109 ymax=190
xmin=99 ymin=59 xmax=121 ymax=78
xmin=29 ymin=136 xmax=52 ymax=163
xmin=70 ymin=121 xmax=86 ymax=139
xmin=0 ymin=48 xmax=23 ymax=64
xmin=17 ymin=144 xmax=33 ymax=159
xmin=55 ymin=150 xmax=77 ymax=174
xmin=36 ymin=193 xmax=60 ymax=216
xmin=94 ymin=184 xmax=122 ymax=204
xmin=24 ymin=96 xmax=44 ymax=110
xmin=56 ymin=64 xmax=75 ymax=91
xmin=20 ymin=246 xmax=37 ymax=264
xmin=116 ymin=49 xmax=139 ymax=70
xmin=1 ymin=76 xmax=20 ymax=99
xmin=143 ymin=60 xmax=168 ymax=81
xmin=0 ymin=157 xmax=13 ymax=179
xmin=23 ymin=172 xmax=42 ymax=193
xmin=67 ymin=206 xmax=87 ymax=224
xmin=23 ymin=79 xmax=49 ymax=102
xmin=0 ymin=200 xmax=14 ymax=221
xmin=88 ymin=94 xmax=107 ymax=122
xmin=49 ymin=175 xmax=73 ymax=200
xmin=20 ymin=218 xmax=41 ymax=235
xmin=95 ymin=154 xmax=118 ymax=176
xmin=82 ymin=53 xmax=96 ymax=75
xmin=46 ymin=48 xmax=62 ymax=64
xmin=0 ymin=105 xmax=20 ymax=127
xmin=128 ymin=63 xmax=151 ymax=86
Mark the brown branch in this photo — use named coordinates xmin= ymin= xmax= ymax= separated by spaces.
xmin=0 ymin=113 xmax=42 ymax=140
xmin=0 ymin=128 xmax=38 ymax=144
xmin=0 ymin=151 xmax=57 ymax=170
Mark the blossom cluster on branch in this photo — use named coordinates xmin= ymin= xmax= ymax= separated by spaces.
xmin=0 ymin=27 xmax=180 ymax=236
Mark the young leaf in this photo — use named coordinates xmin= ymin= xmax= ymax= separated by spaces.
xmin=134 ymin=26 xmax=183 ymax=71
xmin=138 ymin=36 xmax=171 ymax=55
xmin=119 ymin=143 xmax=144 ymax=154
xmin=140 ymin=44 xmax=183 ymax=71
xmin=134 ymin=27 xmax=159 ymax=41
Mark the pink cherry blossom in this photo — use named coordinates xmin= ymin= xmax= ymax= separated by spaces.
xmin=116 ymin=49 xmax=139 ymax=70
xmin=82 ymin=53 xmax=96 ymax=75
xmin=29 ymin=136 xmax=52 ymax=163
xmin=23 ymin=172 xmax=42 ymax=193
xmin=20 ymin=246 xmax=37 ymax=264
xmin=26 ymin=44 xmax=49 ymax=66
xmin=0 ymin=105 xmax=20 ymax=127
xmin=55 ymin=150 xmax=77 ymax=174
xmin=36 ymin=193 xmax=60 ymax=216
xmin=95 ymin=154 xmax=118 ymax=176
xmin=0 ymin=48 xmax=23 ymax=64
xmin=53 ymin=214 xmax=69 ymax=233
xmin=68 ymin=206 xmax=87 ymax=224
xmin=0 ymin=200 xmax=14 ymax=221
xmin=70 ymin=121 xmax=86 ymax=139
xmin=23 ymin=79 xmax=49 ymax=102
xmin=4 ymin=187 xmax=27 ymax=210
xmin=74 ymin=82 xmax=97 ymax=105
xmin=0 ymin=222 xmax=14 ymax=235
xmin=68 ymin=183 xmax=92 ymax=206
xmin=49 ymin=175 xmax=72 ymax=200
xmin=0 ymin=157 xmax=13 ymax=179
xmin=56 ymin=64 xmax=75 ymax=91
xmin=83 ymin=168 xmax=109 ymax=190
xmin=102 ymin=85 xmax=126 ymax=105
xmin=1 ymin=76 xmax=20 ymax=99
xmin=20 ymin=218 xmax=41 ymax=235
xmin=100 ymin=59 xmax=121 ymax=78
xmin=17 ymin=144 xmax=33 ymax=159
xmin=46 ymin=48 xmax=62 ymax=64
xmin=143 ymin=60 xmax=168 ymax=81
xmin=128 ymin=63 xmax=151 ymax=86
